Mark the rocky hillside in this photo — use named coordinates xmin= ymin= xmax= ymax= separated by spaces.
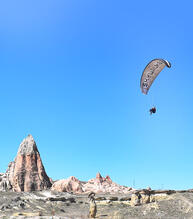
xmin=0 ymin=135 xmax=133 ymax=194
xmin=0 ymin=189 xmax=192 ymax=218
xmin=51 ymin=173 xmax=132 ymax=194
xmin=0 ymin=134 xmax=193 ymax=218
xmin=1 ymin=135 xmax=52 ymax=192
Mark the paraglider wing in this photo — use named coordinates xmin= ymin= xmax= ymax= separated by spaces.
xmin=140 ymin=59 xmax=171 ymax=94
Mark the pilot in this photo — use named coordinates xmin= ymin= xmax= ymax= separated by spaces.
xmin=149 ymin=107 xmax=156 ymax=115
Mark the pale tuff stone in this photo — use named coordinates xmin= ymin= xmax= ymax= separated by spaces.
xmin=130 ymin=192 xmax=141 ymax=206
xmin=51 ymin=172 xmax=133 ymax=194
xmin=51 ymin=176 xmax=83 ymax=193
xmin=141 ymin=194 xmax=151 ymax=204
xmin=0 ymin=173 xmax=12 ymax=191
xmin=89 ymin=198 xmax=97 ymax=218
xmin=140 ymin=189 xmax=151 ymax=204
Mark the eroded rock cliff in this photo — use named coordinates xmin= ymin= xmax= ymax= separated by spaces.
xmin=6 ymin=134 xmax=52 ymax=192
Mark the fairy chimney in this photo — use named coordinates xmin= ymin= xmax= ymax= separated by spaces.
xmin=7 ymin=134 xmax=52 ymax=192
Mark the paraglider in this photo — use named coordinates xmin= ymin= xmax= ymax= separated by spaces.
xmin=140 ymin=59 xmax=171 ymax=114
xmin=149 ymin=107 xmax=156 ymax=115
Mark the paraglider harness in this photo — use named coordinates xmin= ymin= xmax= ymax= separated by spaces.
xmin=149 ymin=107 xmax=156 ymax=115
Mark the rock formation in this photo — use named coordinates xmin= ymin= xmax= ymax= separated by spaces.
xmin=51 ymin=176 xmax=83 ymax=193
xmin=0 ymin=188 xmax=192 ymax=218
xmin=0 ymin=173 xmax=12 ymax=191
xmin=88 ymin=192 xmax=97 ymax=218
xmin=83 ymin=172 xmax=132 ymax=194
xmin=6 ymin=134 xmax=52 ymax=192
xmin=1 ymin=135 xmax=132 ymax=194
xmin=130 ymin=191 xmax=142 ymax=206
xmin=51 ymin=173 xmax=133 ymax=194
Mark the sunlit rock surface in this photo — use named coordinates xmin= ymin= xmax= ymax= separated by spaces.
xmin=52 ymin=172 xmax=133 ymax=194
xmin=6 ymin=134 xmax=52 ymax=192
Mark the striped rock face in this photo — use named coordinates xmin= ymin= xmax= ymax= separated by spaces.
xmin=7 ymin=135 xmax=52 ymax=192
xmin=51 ymin=173 xmax=133 ymax=194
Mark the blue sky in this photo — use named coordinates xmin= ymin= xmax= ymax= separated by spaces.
xmin=0 ymin=0 xmax=193 ymax=190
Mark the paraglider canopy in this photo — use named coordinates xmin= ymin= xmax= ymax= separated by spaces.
xmin=140 ymin=59 xmax=171 ymax=95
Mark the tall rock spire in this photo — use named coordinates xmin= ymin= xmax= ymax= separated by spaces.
xmin=7 ymin=134 xmax=52 ymax=192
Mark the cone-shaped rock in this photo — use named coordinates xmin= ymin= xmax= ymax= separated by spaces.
xmin=7 ymin=134 xmax=52 ymax=192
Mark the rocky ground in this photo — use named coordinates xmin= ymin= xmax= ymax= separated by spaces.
xmin=1 ymin=135 xmax=193 ymax=218
xmin=0 ymin=190 xmax=193 ymax=218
